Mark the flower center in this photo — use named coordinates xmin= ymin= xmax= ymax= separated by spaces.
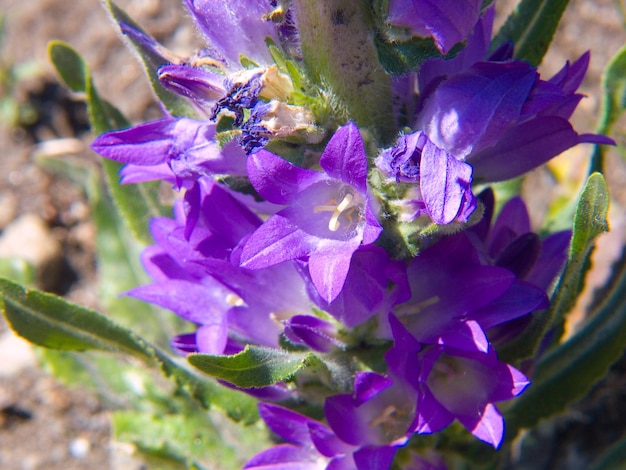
xmin=368 ymin=402 xmax=413 ymax=444
xmin=313 ymin=193 xmax=358 ymax=232
xmin=427 ymin=353 xmax=489 ymax=415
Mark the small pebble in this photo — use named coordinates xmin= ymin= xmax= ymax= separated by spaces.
xmin=69 ymin=437 xmax=90 ymax=459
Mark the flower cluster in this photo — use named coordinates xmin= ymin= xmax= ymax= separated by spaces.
xmin=91 ymin=0 xmax=612 ymax=468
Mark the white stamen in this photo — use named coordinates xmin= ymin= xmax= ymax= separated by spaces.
xmin=226 ymin=293 xmax=245 ymax=307
xmin=313 ymin=193 xmax=355 ymax=232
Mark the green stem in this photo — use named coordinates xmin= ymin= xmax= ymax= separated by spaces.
xmin=293 ymin=0 xmax=395 ymax=144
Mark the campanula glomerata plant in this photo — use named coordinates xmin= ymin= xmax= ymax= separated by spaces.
xmin=3 ymin=0 xmax=626 ymax=468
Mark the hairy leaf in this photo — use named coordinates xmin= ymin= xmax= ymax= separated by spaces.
xmin=499 ymin=173 xmax=609 ymax=362
xmin=505 ymin=252 xmax=626 ymax=439
xmin=0 ymin=279 xmax=258 ymax=423
xmin=492 ymin=0 xmax=570 ymax=66
xmin=103 ymin=0 xmax=198 ymax=118
xmin=189 ymin=345 xmax=325 ymax=388
xmin=590 ymin=43 xmax=626 ymax=173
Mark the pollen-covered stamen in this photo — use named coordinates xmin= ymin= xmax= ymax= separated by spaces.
xmin=269 ymin=310 xmax=299 ymax=327
xmin=394 ymin=295 xmax=440 ymax=317
xmin=239 ymin=100 xmax=320 ymax=154
xmin=211 ymin=66 xmax=294 ymax=126
xmin=368 ymin=402 xmax=414 ymax=443
xmin=226 ymin=293 xmax=246 ymax=307
xmin=313 ymin=193 xmax=357 ymax=232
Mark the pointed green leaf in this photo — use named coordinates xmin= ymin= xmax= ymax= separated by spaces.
xmin=102 ymin=0 xmax=198 ymax=118
xmin=99 ymin=160 xmax=165 ymax=246
xmin=504 ymin=251 xmax=626 ymax=440
xmin=597 ymin=43 xmax=626 ymax=135
xmin=0 ymin=278 xmax=258 ymax=423
xmin=47 ymin=40 xmax=167 ymax=244
xmin=0 ymin=258 xmax=35 ymax=288
xmin=0 ymin=277 xmax=153 ymax=360
xmin=491 ymin=0 xmax=571 ymax=66
xmin=267 ymin=39 xmax=288 ymax=73
xmin=189 ymin=345 xmax=322 ymax=388
xmin=547 ymin=172 xmax=610 ymax=337
xmin=47 ymin=40 xmax=88 ymax=92
xmin=590 ymin=43 xmax=626 ymax=173
xmin=498 ymin=173 xmax=609 ymax=362
xmin=81 ymin=52 xmax=167 ymax=245
xmin=113 ymin=411 xmax=222 ymax=469
xmin=85 ymin=80 xmax=130 ymax=134
xmin=569 ymin=172 xmax=610 ymax=256
xmin=373 ymin=33 xmax=453 ymax=75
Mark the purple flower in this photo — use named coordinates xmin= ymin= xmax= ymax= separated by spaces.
xmin=126 ymin=180 xmax=314 ymax=353
xmin=303 ymin=245 xmax=410 ymax=329
xmin=391 ymin=223 xmax=549 ymax=342
xmin=245 ymin=403 xmax=357 ymax=469
xmin=465 ymin=189 xmax=570 ymax=343
xmin=387 ymin=0 xmax=484 ymax=54
xmin=415 ymin=54 xmax=614 ymax=183
xmin=158 ymin=64 xmax=225 ymax=117
xmin=386 ymin=316 xmax=529 ymax=448
xmin=183 ymin=0 xmax=280 ymax=69
xmin=394 ymin=235 xmax=514 ymax=338
xmin=240 ymin=122 xmax=383 ymax=303
xmin=283 ymin=315 xmax=343 ymax=353
xmin=468 ymin=189 xmax=570 ymax=292
xmin=247 ymin=381 xmax=408 ymax=470
xmin=91 ymin=118 xmax=247 ymax=187
xmin=376 ymin=131 xmax=476 ymax=224
xmin=325 ymin=372 xmax=415 ymax=451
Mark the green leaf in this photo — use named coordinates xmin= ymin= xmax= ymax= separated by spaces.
xmin=504 ymin=250 xmax=626 ymax=440
xmin=34 ymin=151 xmax=175 ymax=346
xmin=267 ymin=39 xmax=288 ymax=73
xmin=568 ymin=172 xmax=610 ymax=256
xmin=589 ymin=433 xmax=626 ymax=470
xmin=547 ymin=172 xmax=610 ymax=338
xmin=47 ymin=40 xmax=167 ymax=244
xmin=589 ymin=43 xmax=626 ymax=173
xmin=498 ymin=173 xmax=610 ymax=363
xmin=84 ymin=52 xmax=166 ymax=245
xmin=113 ymin=411 xmax=218 ymax=469
xmin=491 ymin=0 xmax=571 ymax=66
xmin=597 ymin=43 xmax=626 ymax=134
xmin=189 ymin=345 xmax=322 ymax=388
xmin=85 ymin=81 xmax=130 ymax=134
xmin=47 ymin=40 xmax=88 ymax=92
xmin=91 ymin=177 xmax=178 ymax=347
xmin=0 ymin=278 xmax=153 ymax=359
xmin=99 ymin=159 xmax=165 ymax=246
xmin=113 ymin=407 xmax=267 ymax=469
xmin=0 ymin=258 xmax=35 ymax=287
xmin=102 ymin=0 xmax=198 ymax=118
xmin=373 ymin=33 xmax=453 ymax=75
xmin=0 ymin=278 xmax=258 ymax=423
